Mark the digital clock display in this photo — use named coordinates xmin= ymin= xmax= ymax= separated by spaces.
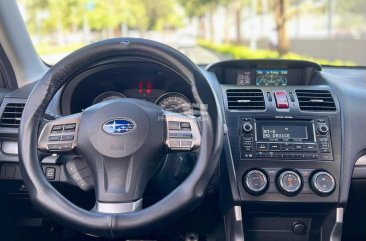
xmin=262 ymin=125 xmax=308 ymax=140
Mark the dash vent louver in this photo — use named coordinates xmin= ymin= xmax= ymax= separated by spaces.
xmin=0 ymin=103 xmax=25 ymax=128
xmin=226 ymin=89 xmax=265 ymax=110
xmin=295 ymin=90 xmax=336 ymax=112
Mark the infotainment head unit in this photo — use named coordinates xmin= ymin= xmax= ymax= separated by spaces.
xmin=240 ymin=117 xmax=333 ymax=161
xmin=256 ymin=120 xmax=315 ymax=142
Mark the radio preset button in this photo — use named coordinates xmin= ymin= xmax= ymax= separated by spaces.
xmin=257 ymin=143 xmax=268 ymax=151
xmin=304 ymin=143 xmax=317 ymax=151
xmin=269 ymin=143 xmax=280 ymax=151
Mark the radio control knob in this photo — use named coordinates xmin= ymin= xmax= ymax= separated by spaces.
xmin=243 ymin=170 xmax=268 ymax=195
xmin=310 ymin=171 xmax=335 ymax=195
xmin=277 ymin=170 xmax=302 ymax=195
xmin=242 ymin=122 xmax=253 ymax=134
xmin=317 ymin=124 xmax=329 ymax=135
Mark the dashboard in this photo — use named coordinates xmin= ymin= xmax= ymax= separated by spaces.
xmin=60 ymin=62 xmax=195 ymax=116
xmin=0 ymin=56 xmax=366 ymax=241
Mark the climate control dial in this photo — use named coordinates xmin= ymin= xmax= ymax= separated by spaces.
xmin=310 ymin=171 xmax=335 ymax=195
xmin=243 ymin=169 xmax=268 ymax=195
xmin=277 ymin=170 xmax=302 ymax=195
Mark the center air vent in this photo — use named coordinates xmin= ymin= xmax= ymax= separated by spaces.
xmin=0 ymin=103 xmax=25 ymax=128
xmin=295 ymin=90 xmax=336 ymax=112
xmin=226 ymin=89 xmax=265 ymax=110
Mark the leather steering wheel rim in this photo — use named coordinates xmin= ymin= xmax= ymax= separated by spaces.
xmin=18 ymin=38 xmax=223 ymax=238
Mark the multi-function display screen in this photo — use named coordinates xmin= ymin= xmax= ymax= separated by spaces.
xmin=256 ymin=120 xmax=314 ymax=142
xmin=262 ymin=125 xmax=308 ymax=140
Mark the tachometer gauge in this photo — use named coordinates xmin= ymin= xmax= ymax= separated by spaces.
xmin=92 ymin=91 xmax=126 ymax=105
xmin=155 ymin=93 xmax=194 ymax=115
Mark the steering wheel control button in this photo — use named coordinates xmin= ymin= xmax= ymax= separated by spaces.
xmin=51 ymin=125 xmax=63 ymax=132
xmin=48 ymin=135 xmax=61 ymax=141
xmin=164 ymin=112 xmax=201 ymax=151
xmin=180 ymin=122 xmax=191 ymax=130
xmin=47 ymin=144 xmax=61 ymax=151
xmin=64 ymin=123 xmax=76 ymax=131
xmin=168 ymin=121 xmax=180 ymax=130
xmin=277 ymin=170 xmax=302 ymax=195
xmin=61 ymin=134 xmax=74 ymax=141
xmin=274 ymin=91 xmax=289 ymax=109
xmin=310 ymin=171 xmax=335 ymax=195
xmin=243 ymin=170 xmax=269 ymax=195
xmin=44 ymin=167 xmax=56 ymax=180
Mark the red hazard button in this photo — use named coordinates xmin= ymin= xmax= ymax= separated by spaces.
xmin=274 ymin=91 xmax=289 ymax=109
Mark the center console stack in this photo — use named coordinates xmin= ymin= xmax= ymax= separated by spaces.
xmin=208 ymin=60 xmax=342 ymax=241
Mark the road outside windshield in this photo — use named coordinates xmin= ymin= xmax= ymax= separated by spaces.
xmin=17 ymin=0 xmax=366 ymax=66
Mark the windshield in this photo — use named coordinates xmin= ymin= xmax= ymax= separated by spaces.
xmin=17 ymin=0 xmax=366 ymax=66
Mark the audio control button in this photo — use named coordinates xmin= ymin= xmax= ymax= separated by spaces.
xmin=242 ymin=122 xmax=253 ymax=134
xmin=317 ymin=124 xmax=329 ymax=135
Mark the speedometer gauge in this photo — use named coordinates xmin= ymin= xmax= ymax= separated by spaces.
xmin=155 ymin=93 xmax=194 ymax=115
xmin=92 ymin=91 xmax=126 ymax=104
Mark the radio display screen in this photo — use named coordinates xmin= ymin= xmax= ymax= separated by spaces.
xmin=262 ymin=125 xmax=308 ymax=140
xmin=256 ymin=120 xmax=314 ymax=142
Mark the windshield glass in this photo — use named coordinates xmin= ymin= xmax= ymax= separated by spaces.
xmin=17 ymin=0 xmax=366 ymax=66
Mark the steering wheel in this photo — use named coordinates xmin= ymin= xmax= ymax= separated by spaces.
xmin=18 ymin=38 xmax=223 ymax=238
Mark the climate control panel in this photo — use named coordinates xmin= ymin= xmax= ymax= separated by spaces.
xmin=243 ymin=169 xmax=335 ymax=197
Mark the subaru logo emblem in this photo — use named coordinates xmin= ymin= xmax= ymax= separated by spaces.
xmin=103 ymin=118 xmax=136 ymax=135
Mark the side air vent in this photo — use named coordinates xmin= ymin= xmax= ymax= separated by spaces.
xmin=0 ymin=103 xmax=25 ymax=128
xmin=227 ymin=89 xmax=265 ymax=110
xmin=295 ymin=90 xmax=336 ymax=112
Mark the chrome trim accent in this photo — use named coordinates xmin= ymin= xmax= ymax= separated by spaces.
xmin=330 ymin=208 xmax=344 ymax=241
xmin=234 ymin=206 xmax=242 ymax=221
xmin=355 ymin=155 xmax=366 ymax=166
xmin=2 ymin=141 xmax=18 ymax=155
xmin=94 ymin=199 xmax=142 ymax=214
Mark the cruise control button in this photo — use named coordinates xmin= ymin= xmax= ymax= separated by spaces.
xmin=169 ymin=140 xmax=181 ymax=148
xmin=181 ymin=140 xmax=192 ymax=147
xmin=60 ymin=143 xmax=73 ymax=150
xmin=61 ymin=134 xmax=74 ymax=141
xmin=48 ymin=144 xmax=61 ymax=150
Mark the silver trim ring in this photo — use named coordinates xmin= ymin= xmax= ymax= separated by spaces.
xmin=279 ymin=170 xmax=302 ymax=193
xmin=245 ymin=170 xmax=268 ymax=193
xmin=312 ymin=171 xmax=335 ymax=194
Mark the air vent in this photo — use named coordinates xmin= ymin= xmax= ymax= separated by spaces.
xmin=295 ymin=90 xmax=336 ymax=112
xmin=0 ymin=103 xmax=25 ymax=128
xmin=226 ymin=89 xmax=265 ymax=110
